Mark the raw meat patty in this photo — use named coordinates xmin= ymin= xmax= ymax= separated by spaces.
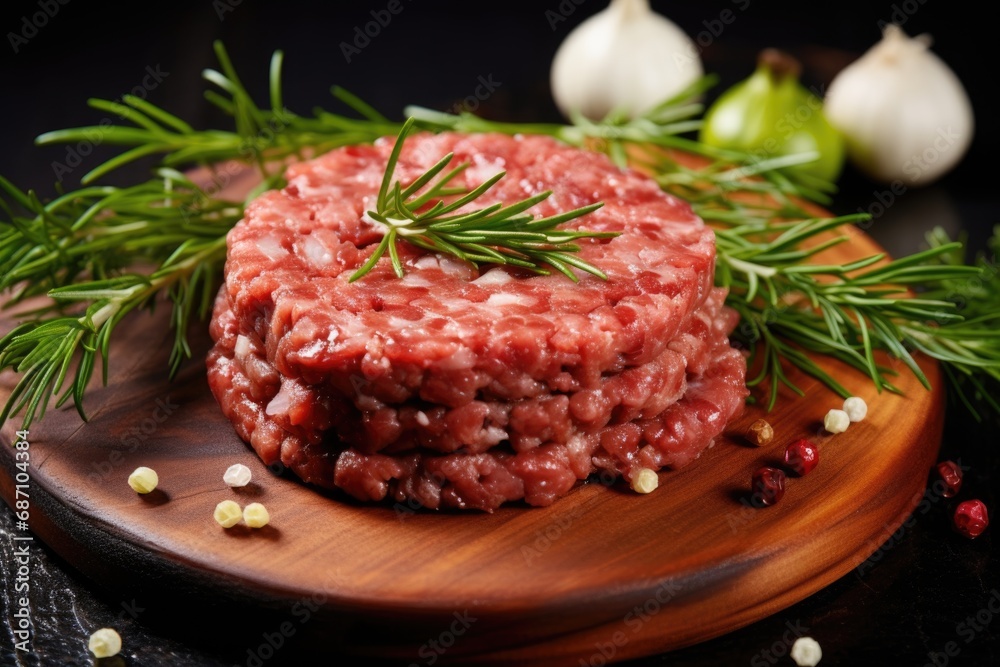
xmin=222 ymin=133 xmax=718 ymax=401
xmin=212 ymin=287 xmax=735 ymax=456
xmin=207 ymin=131 xmax=747 ymax=510
xmin=208 ymin=293 xmax=746 ymax=511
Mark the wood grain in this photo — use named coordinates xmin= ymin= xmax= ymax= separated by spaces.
xmin=0 ymin=181 xmax=943 ymax=666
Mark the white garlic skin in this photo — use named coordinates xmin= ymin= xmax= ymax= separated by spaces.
xmin=550 ymin=0 xmax=703 ymax=120
xmin=825 ymin=25 xmax=973 ymax=186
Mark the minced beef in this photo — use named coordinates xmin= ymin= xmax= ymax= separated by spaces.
xmin=206 ymin=132 xmax=747 ymax=511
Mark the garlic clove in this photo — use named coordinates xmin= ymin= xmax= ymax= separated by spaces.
xmin=825 ymin=25 xmax=973 ymax=186
xmin=550 ymin=0 xmax=703 ymax=121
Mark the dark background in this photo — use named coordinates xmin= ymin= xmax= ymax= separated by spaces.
xmin=1 ymin=1 xmax=997 ymax=665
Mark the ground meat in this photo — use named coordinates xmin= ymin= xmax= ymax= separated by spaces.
xmin=211 ymin=287 xmax=735 ymax=456
xmin=206 ymin=132 xmax=748 ymax=511
xmin=208 ymin=301 xmax=745 ymax=511
xmin=223 ymin=133 xmax=716 ymax=400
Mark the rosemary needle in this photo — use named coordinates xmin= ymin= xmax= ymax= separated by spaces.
xmin=349 ymin=119 xmax=614 ymax=282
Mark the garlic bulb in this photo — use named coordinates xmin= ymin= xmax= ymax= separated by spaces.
xmin=824 ymin=25 xmax=973 ymax=186
xmin=550 ymin=0 xmax=703 ymax=120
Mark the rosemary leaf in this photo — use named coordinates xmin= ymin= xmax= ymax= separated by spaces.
xmin=346 ymin=119 xmax=614 ymax=282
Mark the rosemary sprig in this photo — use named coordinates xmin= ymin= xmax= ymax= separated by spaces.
xmin=0 ymin=43 xmax=403 ymax=429
xmin=712 ymin=214 xmax=979 ymax=409
xmin=351 ymin=119 xmax=613 ymax=282
xmin=34 ymin=42 xmax=401 ymax=184
xmin=0 ymin=170 xmax=237 ymax=427
xmin=901 ymin=226 xmax=1000 ymax=419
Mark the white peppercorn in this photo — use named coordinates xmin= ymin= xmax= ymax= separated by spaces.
xmin=223 ymin=463 xmax=252 ymax=487
xmin=214 ymin=500 xmax=242 ymax=528
xmin=88 ymin=628 xmax=122 ymax=658
xmin=630 ymin=468 xmax=659 ymax=494
xmin=823 ymin=409 xmax=850 ymax=434
xmin=127 ymin=467 xmax=158 ymax=494
xmin=790 ymin=636 xmax=822 ymax=666
xmin=842 ymin=396 xmax=868 ymax=422
xmin=243 ymin=502 xmax=270 ymax=528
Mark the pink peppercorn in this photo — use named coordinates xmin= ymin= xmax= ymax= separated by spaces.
xmin=953 ymin=500 xmax=989 ymax=539
xmin=934 ymin=461 xmax=963 ymax=498
xmin=784 ymin=439 xmax=819 ymax=476
xmin=751 ymin=466 xmax=786 ymax=507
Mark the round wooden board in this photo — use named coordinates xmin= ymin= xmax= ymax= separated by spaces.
xmin=0 ymin=196 xmax=943 ymax=665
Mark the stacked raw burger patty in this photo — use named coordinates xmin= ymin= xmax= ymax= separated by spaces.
xmin=207 ymin=132 xmax=747 ymax=511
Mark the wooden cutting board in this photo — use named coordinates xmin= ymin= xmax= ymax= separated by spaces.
xmin=0 ymin=181 xmax=943 ymax=665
